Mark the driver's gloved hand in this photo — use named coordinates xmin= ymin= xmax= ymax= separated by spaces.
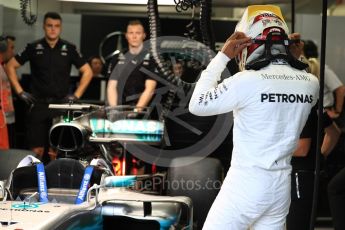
xmin=18 ymin=91 xmax=36 ymax=107
xmin=64 ymin=94 xmax=79 ymax=104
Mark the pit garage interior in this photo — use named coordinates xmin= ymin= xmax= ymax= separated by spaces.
xmin=0 ymin=0 xmax=345 ymax=229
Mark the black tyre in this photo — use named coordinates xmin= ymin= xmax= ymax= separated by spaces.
xmin=167 ymin=157 xmax=223 ymax=230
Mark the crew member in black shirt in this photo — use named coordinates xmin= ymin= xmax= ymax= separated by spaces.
xmin=107 ymin=20 xmax=157 ymax=107
xmin=286 ymin=36 xmax=340 ymax=229
xmin=106 ymin=20 xmax=157 ymax=175
xmin=6 ymin=12 xmax=92 ymax=160
xmin=286 ymin=108 xmax=340 ymax=229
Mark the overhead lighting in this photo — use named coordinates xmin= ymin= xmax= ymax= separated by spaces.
xmin=59 ymin=0 xmax=175 ymax=5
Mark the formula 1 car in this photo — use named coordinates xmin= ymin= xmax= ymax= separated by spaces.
xmin=0 ymin=104 xmax=222 ymax=230
xmin=0 ymin=172 xmax=192 ymax=230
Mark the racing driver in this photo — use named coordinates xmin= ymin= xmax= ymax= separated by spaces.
xmin=189 ymin=5 xmax=319 ymax=230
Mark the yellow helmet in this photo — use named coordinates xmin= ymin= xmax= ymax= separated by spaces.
xmin=235 ymin=5 xmax=290 ymax=70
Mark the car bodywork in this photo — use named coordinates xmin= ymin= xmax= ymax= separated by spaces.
xmin=0 ymin=105 xmax=193 ymax=230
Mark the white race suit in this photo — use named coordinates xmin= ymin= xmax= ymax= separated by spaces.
xmin=189 ymin=52 xmax=319 ymax=230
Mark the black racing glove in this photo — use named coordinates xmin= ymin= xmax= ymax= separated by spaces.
xmin=18 ymin=91 xmax=36 ymax=107
xmin=64 ymin=94 xmax=79 ymax=104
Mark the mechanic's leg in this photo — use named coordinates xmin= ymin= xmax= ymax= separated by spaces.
xmin=47 ymin=111 xmax=64 ymax=161
xmin=328 ymin=167 xmax=345 ymax=230
xmin=202 ymin=167 xmax=274 ymax=230
xmin=27 ymin=103 xmax=50 ymax=162
xmin=251 ymin=171 xmax=291 ymax=230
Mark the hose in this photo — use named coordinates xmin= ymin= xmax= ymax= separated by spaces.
xmin=147 ymin=0 xmax=216 ymax=122
xmin=199 ymin=0 xmax=215 ymax=51
xmin=147 ymin=0 xmax=194 ymax=121
xmin=20 ymin=0 xmax=38 ymax=26
xmin=174 ymin=0 xmax=199 ymax=13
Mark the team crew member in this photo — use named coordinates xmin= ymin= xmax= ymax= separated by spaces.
xmin=286 ymin=38 xmax=340 ymax=230
xmin=303 ymin=40 xmax=345 ymax=120
xmin=0 ymin=35 xmax=12 ymax=149
xmin=189 ymin=5 xmax=319 ymax=229
xmin=2 ymin=36 xmax=16 ymax=148
xmin=107 ymin=20 xmax=157 ymax=107
xmin=328 ymin=161 xmax=345 ymax=229
xmin=89 ymin=55 xmax=104 ymax=78
xmin=107 ymin=20 xmax=157 ymax=175
xmin=287 ymin=108 xmax=339 ymax=230
xmin=6 ymin=12 xmax=92 ymax=160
